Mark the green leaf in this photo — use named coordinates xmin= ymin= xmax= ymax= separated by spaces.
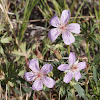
xmin=51 ymin=0 xmax=61 ymax=16
xmin=73 ymin=2 xmax=84 ymax=22
xmin=19 ymin=0 xmax=39 ymax=42
xmin=95 ymin=34 xmax=100 ymax=41
xmin=14 ymin=56 xmax=20 ymax=62
xmin=32 ymin=43 xmax=37 ymax=50
xmin=1 ymin=37 xmax=13 ymax=43
xmin=12 ymin=50 xmax=24 ymax=56
xmin=74 ymin=83 xmax=86 ymax=98
xmin=22 ymin=86 xmax=32 ymax=93
xmin=27 ymin=48 xmax=31 ymax=58
xmin=93 ymin=53 xmax=100 ymax=64
xmin=93 ymin=67 xmax=98 ymax=85
xmin=0 ymin=46 xmax=4 ymax=54
xmin=0 ymin=24 xmax=5 ymax=32
xmin=18 ymin=70 xmax=25 ymax=76
xmin=19 ymin=42 xmax=26 ymax=54
xmin=8 ymin=81 xmax=14 ymax=87
xmin=59 ymin=86 xmax=66 ymax=97
xmin=91 ymin=36 xmax=100 ymax=45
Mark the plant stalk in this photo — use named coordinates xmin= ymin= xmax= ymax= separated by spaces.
xmin=67 ymin=45 xmax=70 ymax=55
xmin=86 ymin=42 xmax=91 ymax=63
xmin=99 ymin=0 xmax=100 ymax=32
xmin=72 ymin=88 xmax=76 ymax=100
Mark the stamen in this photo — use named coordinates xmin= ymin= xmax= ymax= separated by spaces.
xmin=36 ymin=72 xmax=45 ymax=79
xmin=59 ymin=24 xmax=66 ymax=32
xmin=70 ymin=65 xmax=78 ymax=72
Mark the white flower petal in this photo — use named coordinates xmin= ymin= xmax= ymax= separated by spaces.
xmin=32 ymin=79 xmax=43 ymax=91
xmin=67 ymin=23 xmax=80 ymax=34
xmin=63 ymin=72 xmax=73 ymax=83
xmin=29 ymin=59 xmax=40 ymax=72
xmin=78 ymin=62 xmax=87 ymax=70
xmin=69 ymin=52 xmax=76 ymax=65
xmin=60 ymin=10 xmax=71 ymax=24
xmin=49 ymin=15 xmax=60 ymax=27
xmin=24 ymin=72 xmax=36 ymax=81
xmin=62 ymin=31 xmax=75 ymax=45
xmin=42 ymin=76 xmax=55 ymax=88
xmin=57 ymin=64 xmax=70 ymax=71
xmin=41 ymin=64 xmax=53 ymax=74
xmin=74 ymin=71 xmax=81 ymax=81
xmin=48 ymin=28 xmax=61 ymax=42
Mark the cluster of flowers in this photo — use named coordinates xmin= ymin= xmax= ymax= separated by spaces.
xmin=24 ymin=10 xmax=87 ymax=91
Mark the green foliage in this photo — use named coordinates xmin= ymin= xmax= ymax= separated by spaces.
xmin=12 ymin=42 xmax=31 ymax=58
xmin=93 ymin=66 xmax=98 ymax=85
xmin=1 ymin=37 xmax=12 ymax=43
xmin=74 ymin=83 xmax=86 ymax=99
xmin=19 ymin=0 xmax=39 ymax=42
xmin=0 ymin=0 xmax=100 ymax=100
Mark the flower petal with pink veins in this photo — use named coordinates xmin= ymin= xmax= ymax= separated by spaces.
xmin=63 ymin=72 xmax=73 ymax=83
xmin=69 ymin=52 xmax=76 ymax=65
xmin=60 ymin=10 xmax=71 ymax=24
xmin=24 ymin=72 xmax=36 ymax=81
xmin=75 ymin=71 xmax=81 ymax=81
xmin=41 ymin=64 xmax=53 ymax=74
xmin=32 ymin=79 xmax=43 ymax=91
xmin=78 ymin=62 xmax=87 ymax=70
xmin=49 ymin=15 xmax=60 ymax=27
xmin=29 ymin=59 xmax=40 ymax=72
xmin=62 ymin=31 xmax=75 ymax=45
xmin=48 ymin=28 xmax=61 ymax=42
xmin=42 ymin=76 xmax=56 ymax=88
xmin=67 ymin=23 xmax=80 ymax=34
xmin=57 ymin=64 xmax=70 ymax=71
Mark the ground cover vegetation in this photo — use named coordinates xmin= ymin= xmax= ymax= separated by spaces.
xmin=0 ymin=0 xmax=100 ymax=100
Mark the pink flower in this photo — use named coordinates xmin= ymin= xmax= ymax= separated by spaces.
xmin=57 ymin=52 xmax=86 ymax=83
xmin=24 ymin=59 xmax=55 ymax=91
xmin=48 ymin=10 xmax=80 ymax=45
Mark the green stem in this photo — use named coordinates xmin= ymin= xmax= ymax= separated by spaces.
xmin=91 ymin=41 xmax=95 ymax=56
xmin=86 ymin=42 xmax=89 ymax=96
xmin=0 ymin=82 xmax=1 ymax=100
xmin=34 ymin=91 xmax=36 ymax=100
xmin=49 ymin=89 xmax=52 ymax=100
xmin=59 ymin=89 xmax=60 ymax=100
xmin=72 ymin=88 xmax=76 ymax=100
xmin=6 ymin=84 xmax=7 ymax=100
xmin=85 ymin=77 xmax=88 ymax=97
xmin=99 ymin=0 xmax=100 ymax=30
xmin=64 ymin=0 xmax=69 ymax=10
xmin=86 ymin=42 xmax=91 ymax=63
xmin=41 ymin=91 xmax=49 ymax=100
xmin=99 ymin=0 xmax=100 ymax=17
xmin=67 ymin=45 xmax=70 ymax=55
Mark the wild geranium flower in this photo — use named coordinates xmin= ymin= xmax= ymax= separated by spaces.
xmin=48 ymin=10 xmax=80 ymax=45
xmin=24 ymin=59 xmax=55 ymax=91
xmin=57 ymin=52 xmax=86 ymax=83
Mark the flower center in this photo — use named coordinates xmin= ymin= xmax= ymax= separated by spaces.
xmin=37 ymin=73 xmax=42 ymax=77
xmin=36 ymin=72 xmax=45 ymax=79
xmin=59 ymin=24 xmax=66 ymax=32
xmin=70 ymin=64 xmax=78 ymax=72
